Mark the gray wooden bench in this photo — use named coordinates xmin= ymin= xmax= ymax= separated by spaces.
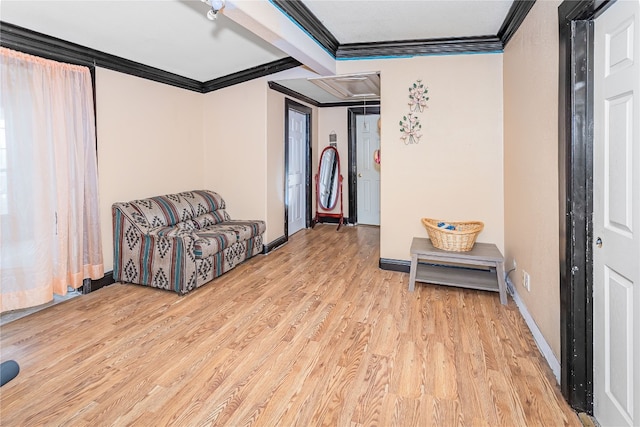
xmin=408 ymin=237 xmax=507 ymax=305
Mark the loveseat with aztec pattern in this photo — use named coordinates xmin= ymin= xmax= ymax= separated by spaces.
xmin=112 ymin=190 xmax=265 ymax=294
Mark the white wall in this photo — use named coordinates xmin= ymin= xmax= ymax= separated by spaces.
xmin=202 ymin=78 xmax=268 ymax=223
xmin=337 ymin=54 xmax=505 ymax=261
xmin=91 ymin=11 xmax=566 ymax=379
xmin=266 ymin=89 xmax=318 ymax=243
xmin=96 ymin=68 xmax=204 ymax=272
xmin=503 ymin=0 xmax=562 ymax=359
xmin=95 ymin=54 xmax=505 ymax=300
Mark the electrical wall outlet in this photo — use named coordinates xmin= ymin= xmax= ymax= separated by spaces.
xmin=522 ymin=270 xmax=531 ymax=292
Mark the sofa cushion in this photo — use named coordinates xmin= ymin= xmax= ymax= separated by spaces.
xmin=150 ymin=220 xmax=197 ymax=237
xmin=193 ymin=229 xmax=237 ymax=259
xmin=127 ymin=190 xmax=227 ymax=228
xmin=211 ymin=220 xmax=266 ymax=242
xmin=181 ymin=190 xmax=226 ymax=216
xmin=129 ymin=194 xmax=196 ymax=228
xmin=191 ymin=211 xmax=231 ymax=229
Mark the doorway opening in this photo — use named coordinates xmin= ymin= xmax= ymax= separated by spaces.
xmin=347 ymin=105 xmax=381 ymax=225
xmin=284 ymin=98 xmax=312 ymax=238
xmin=557 ymin=0 xmax=617 ymax=414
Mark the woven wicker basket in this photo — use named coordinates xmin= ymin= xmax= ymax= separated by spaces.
xmin=421 ymin=218 xmax=484 ymax=252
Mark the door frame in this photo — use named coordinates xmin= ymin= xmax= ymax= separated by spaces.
xmin=347 ymin=104 xmax=381 ymax=225
xmin=284 ymin=98 xmax=313 ymax=239
xmin=558 ymin=0 xmax=614 ymax=413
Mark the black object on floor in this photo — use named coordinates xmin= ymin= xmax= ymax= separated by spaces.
xmin=0 ymin=360 xmax=20 ymax=386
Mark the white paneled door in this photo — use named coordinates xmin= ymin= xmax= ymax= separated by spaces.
xmin=356 ymin=114 xmax=380 ymax=225
xmin=287 ymin=109 xmax=307 ymax=236
xmin=594 ymin=1 xmax=640 ymax=426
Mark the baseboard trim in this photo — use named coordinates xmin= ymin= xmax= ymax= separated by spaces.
xmin=264 ymin=236 xmax=287 ymax=254
xmin=84 ymin=271 xmax=115 ymax=293
xmin=507 ymin=276 xmax=561 ymax=384
xmin=381 ymin=260 xmax=561 ymax=383
xmin=379 ymin=258 xmax=410 ymax=273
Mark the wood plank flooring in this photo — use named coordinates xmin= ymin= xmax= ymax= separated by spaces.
xmin=0 ymin=225 xmax=580 ymax=426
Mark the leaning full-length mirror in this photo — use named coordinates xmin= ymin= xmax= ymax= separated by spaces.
xmin=318 ymin=147 xmax=339 ymax=209
xmin=315 ymin=146 xmax=343 ymax=230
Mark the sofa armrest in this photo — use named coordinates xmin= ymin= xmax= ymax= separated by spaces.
xmin=112 ymin=202 xmax=153 ymax=235
xmin=113 ymin=205 xmax=198 ymax=294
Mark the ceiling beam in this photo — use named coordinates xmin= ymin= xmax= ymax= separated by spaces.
xmin=223 ymin=0 xmax=336 ymax=76
xmin=270 ymin=0 xmax=339 ymax=55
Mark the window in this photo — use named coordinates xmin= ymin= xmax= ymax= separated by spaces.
xmin=0 ymin=111 xmax=6 ymax=215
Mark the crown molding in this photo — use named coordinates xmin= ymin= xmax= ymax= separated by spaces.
xmin=270 ymin=0 xmax=339 ymax=56
xmin=337 ymin=36 xmax=503 ymax=59
xmin=498 ymin=0 xmax=536 ymax=46
xmin=203 ymin=57 xmax=301 ymax=93
xmin=274 ymin=0 xmax=536 ymax=59
xmin=0 ymin=21 xmax=203 ymax=92
xmin=0 ymin=21 xmax=301 ymax=94
xmin=558 ymin=0 xmax=610 ymax=22
xmin=268 ymin=81 xmax=320 ymax=106
xmin=268 ymin=81 xmax=381 ymax=108
xmin=2 ymin=0 xmax=538 ymax=93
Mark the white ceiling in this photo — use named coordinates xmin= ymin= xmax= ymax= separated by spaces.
xmin=303 ymin=0 xmax=513 ymax=43
xmin=0 ymin=0 xmax=514 ymax=99
xmin=0 ymin=1 xmax=287 ymax=82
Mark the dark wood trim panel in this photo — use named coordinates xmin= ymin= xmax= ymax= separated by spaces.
xmin=379 ymin=258 xmax=411 ymax=273
xmin=269 ymin=82 xmax=321 ymax=107
xmin=498 ymin=0 xmax=536 ymax=46
xmin=83 ymin=271 xmax=115 ymax=294
xmin=1 ymin=21 xmax=92 ymax=67
xmin=320 ymin=101 xmax=381 ymax=108
xmin=202 ymin=58 xmax=301 ymax=93
xmin=268 ymin=82 xmax=382 ymax=108
xmin=557 ymin=0 xmax=613 ymax=414
xmin=560 ymin=0 xmax=611 ymax=22
xmin=264 ymin=235 xmax=287 ymax=253
xmin=270 ymin=0 xmax=339 ymax=55
xmin=336 ymin=36 xmax=503 ymax=59
xmin=558 ymin=17 xmax=594 ymax=413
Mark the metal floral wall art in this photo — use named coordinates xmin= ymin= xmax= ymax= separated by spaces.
xmin=399 ymin=112 xmax=422 ymax=145
xmin=408 ymin=79 xmax=429 ymax=112
xmin=400 ymin=79 xmax=429 ymax=144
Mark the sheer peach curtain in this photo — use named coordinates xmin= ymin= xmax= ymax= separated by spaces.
xmin=0 ymin=47 xmax=104 ymax=312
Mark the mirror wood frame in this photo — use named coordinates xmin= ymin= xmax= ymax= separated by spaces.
xmin=314 ymin=145 xmax=344 ymax=230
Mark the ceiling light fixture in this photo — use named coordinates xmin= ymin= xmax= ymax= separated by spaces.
xmin=201 ymin=0 xmax=225 ymax=20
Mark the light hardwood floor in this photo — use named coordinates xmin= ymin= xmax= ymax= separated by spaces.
xmin=0 ymin=225 xmax=580 ymax=426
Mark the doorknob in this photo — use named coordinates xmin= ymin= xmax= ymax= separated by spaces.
xmin=358 ymin=173 xmax=362 ymax=177
xmin=596 ymin=237 xmax=603 ymax=248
